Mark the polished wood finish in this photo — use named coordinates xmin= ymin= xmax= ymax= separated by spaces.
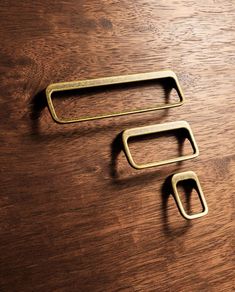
xmin=0 ymin=1 xmax=234 ymax=291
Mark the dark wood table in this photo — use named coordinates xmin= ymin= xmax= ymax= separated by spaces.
xmin=0 ymin=1 xmax=234 ymax=291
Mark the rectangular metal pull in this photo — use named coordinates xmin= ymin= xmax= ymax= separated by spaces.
xmin=46 ymin=70 xmax=185 ymax=124
xmin=171 ymin=171 xmax=208 ymax=220
xmin=122 ymin=121 xmax=199 ymax=169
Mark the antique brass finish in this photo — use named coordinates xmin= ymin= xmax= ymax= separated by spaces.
xmin=171 ymin=171 xmax=208 ymax=220
xmin=45 ymin=70 xmax=185 ymax=123
xmin=122 ymin=121 xmax=199 ymax=169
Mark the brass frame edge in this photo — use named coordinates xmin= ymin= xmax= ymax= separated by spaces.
xmin=122 ymin=121 xmax=199 ymax=170
xmin=45 ymin=70 xmax=185 ymax=124
xmin=171 ymin=171 xmax=208 ymax=220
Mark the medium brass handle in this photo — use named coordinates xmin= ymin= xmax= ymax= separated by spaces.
xmin=122 ymin=121 xmax=199 ymax=169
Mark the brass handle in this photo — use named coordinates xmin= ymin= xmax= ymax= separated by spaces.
xmin=122 ymin=121 xmax=199 ymax=169
xmin=171 ymin=171 xmax=208 ymax=220
xmin=45 ymin=70 xmax=185 ymax=124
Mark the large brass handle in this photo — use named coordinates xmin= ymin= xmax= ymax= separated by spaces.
xmin=46 ymin=70 xmax=185 ymax=124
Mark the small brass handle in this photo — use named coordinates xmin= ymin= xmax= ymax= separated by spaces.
xmin=171 ymin=171 xmax=208 ymax=220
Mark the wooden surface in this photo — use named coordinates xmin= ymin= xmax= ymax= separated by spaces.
xmin=0 ymin=1 xmax=235 ymax=291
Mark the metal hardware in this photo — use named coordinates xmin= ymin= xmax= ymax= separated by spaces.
xmin=171 ymin=171 xmax=208 ymax=220
xmin=46 ymin=70 xmax=185 ymax=124
xmin=122 ymin=121 xmax=199 ymax=169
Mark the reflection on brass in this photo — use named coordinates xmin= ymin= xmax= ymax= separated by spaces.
xmin=45 ymin=70 xmax=185 ymax=124
xmin=171 ymin=171 xmax=208 ymax=220
xmin=122 ymin=121 xmax=199 ymax=169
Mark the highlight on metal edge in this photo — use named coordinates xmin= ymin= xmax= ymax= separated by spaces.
xmin=45 ymin=70 xmax=185 ymax=124
xmin=171 ymin=171 xmax=208 ymax=220
xmin=122 ymin=121 xmax=199 ymax=169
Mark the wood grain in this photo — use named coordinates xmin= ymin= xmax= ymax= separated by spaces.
xmin=0 ymin=0 xmax=234 ymax=291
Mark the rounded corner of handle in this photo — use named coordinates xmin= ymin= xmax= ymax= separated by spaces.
xmin=123 ymin=151 xmax=139 ymax=169
xmin=204 ymin=203 xmax=209 ymax=214
xmin=195 ymin=147 xmax=200 ymax=157
xmin=188 ymin=170 xmax=197 ymax=177
xmin=168 ymin=70 xmax=178 ymax=79
xmin=53 ymin=115 xmax=64 ymax=124
xmin=45 ymin=85 xmax=54 ymax=98
xmin=129 ymin=160 xmax=142 ymax=170
xmin=176 ymin=120 xmax=190 ymax=130
xmin=122 ymin=129 xmax=128 ymax=141
xmin=171 ymin=173 xmax=177 ymax=185
xmin=47 ymin=108 xmax=62 ymax=124
xmin=182 ymin=120 xmax=190 ymax=127
xmin=121 ymin=131 xmax=129 ymax=151
xmin=180 ymin=95 xmax=186 ymax=104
